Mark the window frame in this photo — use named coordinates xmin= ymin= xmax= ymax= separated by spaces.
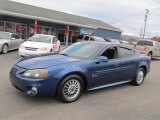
xmin=10 ymin=34 xmax=20 ymax=40
xmin=118 ymin=47 xmax=133 ymax=58
xmin=95 ymin=45 xmax=119 ymax=61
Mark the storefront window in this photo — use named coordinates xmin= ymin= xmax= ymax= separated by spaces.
xmin=68 ymin=30 xmax=73 ymax=43
xmin=5 ymin=22 xmax=16 ymax=33
xmin=51 ymin=28 xmax=56 ymax=36
xmin=16 ymin=24 xmax=27 ymax=39
xmin=0 ymin=21 xmax=4 ymax=31
xmin=29 ymin=25 xmax=34 ymax=37
xmin=57 ymin=29 xmax=66 ymax=43
xmin=37 ymin=26 xmax=43 ymax=34
xmin=43 ymin=27 xmax=51 ymax=35
xmin=72 ymin=31 xmax=79 ymax=43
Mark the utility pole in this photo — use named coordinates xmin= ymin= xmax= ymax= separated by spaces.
xmin=142 ymin=9 xmax=149 ymax=39
xmin=140 ymin=28 xmax=142 ymax=39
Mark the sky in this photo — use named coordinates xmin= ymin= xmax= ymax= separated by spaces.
xmin=11 ymin=0 xmax=160 ymax=38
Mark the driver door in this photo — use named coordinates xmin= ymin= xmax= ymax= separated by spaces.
xmin=90 ymin=46 xmax=120 ymax=89
xmin=9 ymin=34 xmax=17 ymax=50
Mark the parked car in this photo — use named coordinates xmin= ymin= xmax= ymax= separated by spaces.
xmin=19 ymin=34 xmax=60 ymax=56
xmin=76 ymin=34 xmax=106 ymax=42
xmin=0 ymin=31 xmax=23 ymax=54
xmin=105 ymin=38 xmax=121 ymax=44
xmin=10 ymin=41 xmax=151 ymax=103
xmin=119 ymin=40 xmax=129 ymax=45
xmin=134 ymin=40 xmax=160 ymax=58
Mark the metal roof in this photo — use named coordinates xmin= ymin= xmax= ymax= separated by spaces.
xmin=0 ymin=0 xmax=122 ymax=32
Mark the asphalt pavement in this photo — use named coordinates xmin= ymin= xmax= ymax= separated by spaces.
xmin=0 ymin=50 xmax=160 ymax=120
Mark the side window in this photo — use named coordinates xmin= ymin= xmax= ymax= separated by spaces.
xmin=11 ymin=34 xmax=20 ymax=40
xmin=119 ymin=47 xmax=132 ymax=58
xmin=154 ymin=42 xmax=160 ymax=48
xmin=11 ymin=34 xmax=16 ymax=40
xmin=15 ymin=34 xmax=20 ymax=39
xmin=52 ymin=37 xmax=57 ymax=43
xmin=83 ymin=36 xmax=89 ymax=41
xmin=101 ymin=47 xmax=117 ymax=60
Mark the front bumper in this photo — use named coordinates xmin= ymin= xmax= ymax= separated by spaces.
xmin=0 ymin=44 xmax=2 ymax=52
xmin=9 ymin=66 xmax=57 ymax=97
xmin=19 ymin=48 xmax=51 ymax=56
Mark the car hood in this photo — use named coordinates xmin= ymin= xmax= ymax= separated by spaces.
xmin=0 ymin=39 xmax=9 ymax=44
xmin=16 ymin=54 xmax=80 ymax=69
xmin=22 ymin=41 xmax=51 ymax=48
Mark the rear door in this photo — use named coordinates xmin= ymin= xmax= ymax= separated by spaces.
xmin=153 ymin=41 xmax=160 ymax=56
xmin=118 ymin=47 xmax=138 ymax=81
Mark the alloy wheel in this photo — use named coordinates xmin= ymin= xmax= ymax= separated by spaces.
xmin=2 ymin=45 xmax=8 ymax=54
xmin=136 ymin=70 xmax=144 ymax=84
xmin=63 ymin=79 xmax=81 ymax=101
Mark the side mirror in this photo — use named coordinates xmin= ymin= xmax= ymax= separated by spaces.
xmin=95 ymin=56 xmax=108 ymax=64
xmin=11 ymin=37 xmax=16 ymax=40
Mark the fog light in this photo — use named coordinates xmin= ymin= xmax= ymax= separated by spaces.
xmin=31 ymin=87 xmax=38 ymax=96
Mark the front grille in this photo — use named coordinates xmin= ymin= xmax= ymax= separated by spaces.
xmin=11 ymin=66 xmax=27 ymax=75
xmin=11 ymin=66 xmax=18 ymax=74
xmin=25 ymin=47 xmax=38 ymax=51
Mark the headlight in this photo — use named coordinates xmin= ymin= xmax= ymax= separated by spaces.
xmin=20 ymin=44 xmax=25 ymax=49
xmin=23 ymin=69 xmax=48 ymax=79
xmin=39 ymin=47 xmax=49 ymax=51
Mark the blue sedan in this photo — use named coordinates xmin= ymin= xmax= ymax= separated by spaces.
xmin=10 ymin=41 xmax=151 ymax=102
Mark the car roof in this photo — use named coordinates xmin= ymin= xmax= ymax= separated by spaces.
xmin=83 ymin=41 xmax=134 ymax=50
xmin=34 ymin=34 xmax=56 ymax=37
xmin=138 ymin=39 xmax=152 ymax=42
xmin=82 ymin=41 xmax=119 ymax=46
xmin=0 ymin=31 xmax=13 ymax=35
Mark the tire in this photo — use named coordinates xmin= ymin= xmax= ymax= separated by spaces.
xmin=131 ymin=68 xmax=145 ymax=86
xmin=58 ymin=46 xmax=60 ymax=52
xmin=57 ymin=75 xmax=84 ymax=103
xmin=2 ymin=44 xmax=8 ymax=54
xmin=148 ymin=52 xmax=152 ymax=58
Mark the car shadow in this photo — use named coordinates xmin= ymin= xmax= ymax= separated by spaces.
xmin=14 ymin=90 xmax=60 ymax=104
xmin=84 ymin=83 xmax=132 ymax=96
xmin=151 ymin=57 xmax=160 ymax=61
xmin=12 ymin=83 xmax=131 ymax=105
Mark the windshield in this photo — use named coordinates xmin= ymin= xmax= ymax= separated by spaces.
xmin=28 ymin=35 xmax=51 ymax=43
xmin=60 ymin=42 xmax=103 ymax=59
xmin=137 ymin=40 xmax=153 ymax=46
xmin=0 ymin=32 xmax=10 ymax=40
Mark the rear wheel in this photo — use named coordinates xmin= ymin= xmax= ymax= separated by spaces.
xmin=57 ymin=75 xmax=84 ymax=103
xmin=2 ymin=44 xmax=8 ymax=54
xmin=148 ymin=52 xmax=152 ymax=58
xmin=58 ymin=46 xmax=60 ymax=52
xmin=131 ymin=68 xmax=145 ymax=86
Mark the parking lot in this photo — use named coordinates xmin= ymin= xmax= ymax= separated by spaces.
xmin=0 ymin=50 xmax=160 ymax=120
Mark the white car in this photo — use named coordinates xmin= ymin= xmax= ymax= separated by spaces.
xmin=19 ymin=34 xmax=60 ymax=56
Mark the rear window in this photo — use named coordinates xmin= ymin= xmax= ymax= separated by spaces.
xmin=137 ymin=40 xmax=153 ymax=46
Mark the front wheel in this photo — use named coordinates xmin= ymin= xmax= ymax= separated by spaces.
xmin=57 ymin=75 xmax=84 ymax=103
xmin=131 ymin=68 xmax=145 ymax=86
xmin=2 ymin=44 xmax=8 ymax=54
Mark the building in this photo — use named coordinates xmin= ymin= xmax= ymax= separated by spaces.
xmin=0 ymin=0 xmax=122 ymax=43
